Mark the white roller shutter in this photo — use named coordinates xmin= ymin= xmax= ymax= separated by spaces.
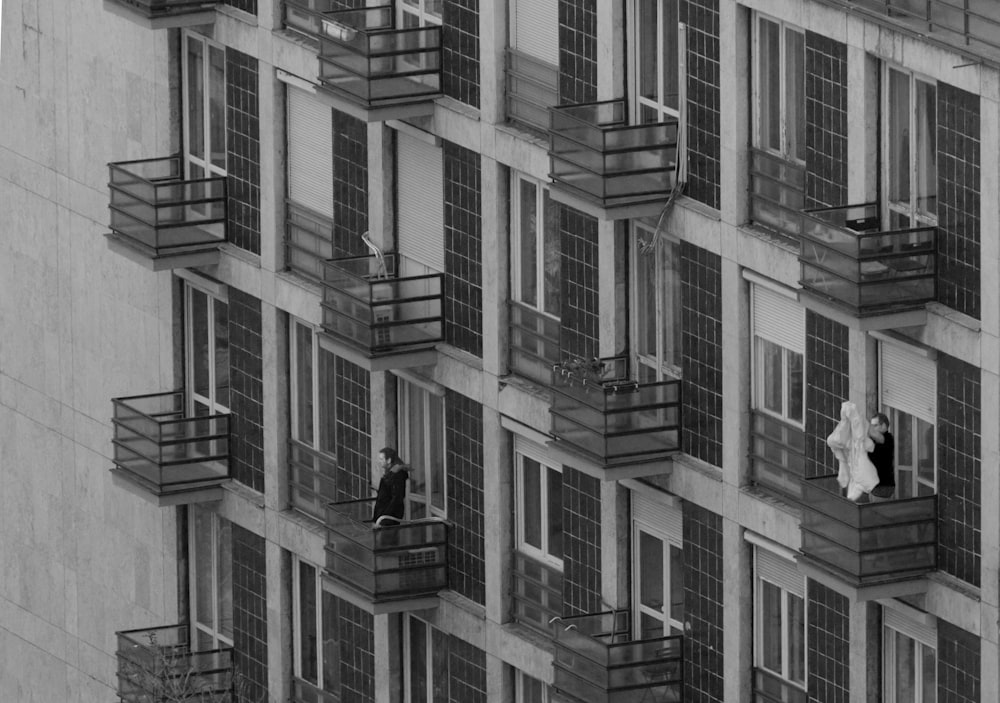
xmin=753 ymin=284 xmax=804 ymax=354
xmin=396 ymin=133 xmax=444 ymax=272
xmin=754 ymin=547 xmax=803 ymax=597
xmin=631 ymin=490 xmax=682 ymax=545
xmin=884 ymin=607 xmax=936 ymax=647
xmin=880 ymin=342 xmax=936 ymax=422
xmin=287 ymin=87 xmax=333 ymax=217
xmin=512 ymin=0 xmax=559 ymax=66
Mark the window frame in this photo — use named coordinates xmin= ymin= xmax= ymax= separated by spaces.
xmin=627 ymin=0 xmax=682 ymax=123
xmin=184 ymin=281 xmax=229 ymax=417
xmin=750 ymin=284 xmax=805 ymax=429
xmin=402 ymin=615 xmax=447 ymax=703
xmin=883 ymin=610 xmax=936 ymax=703
xmin=291 ymin=556 xmax=340 ymax=695
xmin=630 ymin=223 xmax=682 ymax=382
xmin=631 ymin=516 xmax=684 ymax=639
xmin=188 ymin=505 xmax=233 ymax=650
xmin=752 ymin=13 xmax=806 ymax=163
xmin=515 ymin=669 xmax=550 ymax=703
xmin=397 ymin=379 xmax=447 ymax=519
xmin=398 ymin=0 xmax=443 ymax=28
xmin=289 ymin=318 xmax=338 ymax=457
xmin=753 ymin=547 xmax=807 ymax=691
xmin=181 ymin=31 xmax=227 ymax=182
xmin=883 ymin=64 xmax=938 ymax=229
xmin=514 ymin=444 xmax=564 ymax=571
xmin=510 ymin=172 xmax=561 ymax=320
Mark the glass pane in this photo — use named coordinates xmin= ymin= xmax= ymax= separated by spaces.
xmin=635 ymin=230 xmax=657 ymax=360
xmin=521 ymin=457 xmax=542 ymax=550
xmin=318 ymin=347 xmax=336 ymax=456
xmin=521 ymin=672 xmax=545 ymax=703
xmin=191 ymin=288 xmax=210 ymax=401
xmin=760 ymin=580 xmax=783 ymax=673
xmin=186 ymin=38 xmax=204 ymax=163
xmin=920 ymin=642 xmax=936 ymax=702
xmin=216 ymin=518 xmax=233 ymax=641
xmin=888 ymin=69 xmax=911 ymax=213
xmin=915 ymin=416 xmax=935 ymax=492
xmin=193 ymin=506 xmax=213 ymax=631
xmin=785 ymin=28 xmax=805 ymax=161
xmin=208 ymin=45 xmax=227 ymax=172
xmin=404 ymin=386 xmax=427 ymax=515
xmin=759 ymin=339 xmax=783 ymax=415
xmin=428 ymin=394 xmax=445 ymax=512
xmin=408 ymin=618 xmax=428 ymax=703
xmin=757 ymin=18 xmax=780 ymax=151
xmin=321 ymin=590 xmax=339 ymax=692
xmin=915 ymin=80 xmax=937 ymax=218
xmin=669 ymin=544 xmax=684 ymax=625
xmin=894 ymin=630 xmax=916 ymax=702
xmin=542 ymin=190 xmax=561 ymax=317
xmin=294 ymin=323 xmax=314 ymax=446
xmin=665 ymin=242 xmax=681 ymax=370
xmin=638 ymin=0 xmax=658 ymax=104
xmin=546 ymin=466 xmax=563 ymax=559
xmin=640 ymin=612 xmax=664 ymax=640
xmin=639 ymin=531 xmax=665 ymax=613
xmin=662 ymin=0 xmax=679 ymax=111
xmin=213 ymin=299 xmax=229 ymax=408
xmin=299 ymin=561 xmax=318 ymax=684
xmin=787 ymin=350 xmax=803 ymax=424
xmin=787 ymin=593 xmax=805 ymax=685
xmin=518 ymin=179 xmax=538 ymax=307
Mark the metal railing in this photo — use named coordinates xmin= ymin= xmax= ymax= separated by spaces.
xmin=505 ymin=48 xmax=559 ymax=136
xmin=750 ymin=148 xmax=805 ymax=242
xmin=285 ymin=201 xmax=336 ymax=285
xmin=508 ymin=302 xmax=560 ymax=387
xmin=512 ymin=552 xmax=563 ymax=635
xmin=750 ymin=411 xmax=807 ymax=503
xmin=289 ymin=439 xmax=338 ymax=521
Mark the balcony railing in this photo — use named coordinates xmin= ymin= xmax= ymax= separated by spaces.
xmin=551 ymin=610 xmax=683 ymax=703
xmin=289 ymin=439 xmax=338 ymax=522
xmin=754 ymin=668 xmax=808 ymax=703
xmin=750 ymin=411 xmax=807 ymax=503
xmin=799 ymin=475 xmax=937 ymax=587
xmin=550 ymin=356 xmax=681 ymax=469
xmin=324 ymin=498 xmax=448 ymax=610
xmin=506 ymin=48 xmax=559 ymax=137
xmin=107 ymin=157 xmax=226 ymax=269
xmin=292 ymin=677 xmax=338 ymax=703
xmin=548 ymin=99 xmax=679 ymax=218
xmin=111 ymin=391 xmax=230 ymax=503
xmin=512 ymin=552 xmax=563 ymax=636
xmin=104 ymin=0 xmax=217 ymax=27
xmin=508 ymin=302 xmax=560 ymax=387
xmin=750 ymin=148 xmax=805 ymax=242
xmin=799 ymin=203 xmax=936 ymax=317
xmin=286 ymin=201 xmax=336 ymax=285
xmin=321 ymin=253 xmax=443 ymax=361
xmin=116 ymin=624 xmax=233 ymax=703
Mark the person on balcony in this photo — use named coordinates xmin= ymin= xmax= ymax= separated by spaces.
xmin=867 ymin=412 xmax=896 ymax=500
xmin=827 ymin=401 xmax=879 ymax=501
xmin=372 ymin=447 xmax=409 ymax=526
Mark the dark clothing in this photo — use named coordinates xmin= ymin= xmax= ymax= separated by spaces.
xmin=868 ymin=431 xmax=895 ymax=493
xmin=372 ymin=465 xmax=409 ymax=523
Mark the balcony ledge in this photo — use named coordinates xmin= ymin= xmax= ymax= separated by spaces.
xmin=315 ymin=87 xmax=438 ymax=124
xmin=548 ymin=185 xmax=668 ymax=222
xmin=318 ymin=331 xmax=439 ymax=373
xmin=320 ymin=573 xmax=441 ymax=615
xmin=798 ymin=287 xmax=928 ymax=332
xmin=111 ymin=468 xmax=225 ymax=507
xmin=103 ymin=0 xmax=215 ymax=29
xmin=106 ymin=233 xmax=222 ymax=271
xmin=545 ymin=439 xmax=675 ymax=482
xmin=798 ymin=554 xmax=931 ymax=603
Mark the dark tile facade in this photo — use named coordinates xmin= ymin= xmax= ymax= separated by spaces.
xmin=680 ymin=241 xmax=722 ymax=467
xmin=806 ymin=579 xmax=849 ymax=703
xmin=334 ymin=357 xmax=371 ymax=502
xmin=804 ymin=311 xmax=848 ymax=479
xmin=332 ymin=108 xmax=369 ymax=259
xmin=561 ymin=466 xmax=601 ymax=615
xmin=938 ymin=620 xmax=980 ymax=703
xmin=228 ymin=288 xmax=265 ymax=493
xmin=937 ymin=353 xmax=981 ymax=586
xmin=443 ymin=0 xmax=480 ymax=108
xmin=221 ymin=0 xmax=256 ymax=13
xmin=447 ymin=635 xmax=487 ymax=703
xmin=225 ymin=48 xmax=261 ymax=255
xmin=557 ymin=0 xmax=597 ymax=104
xmin=682 ymin=502 xmax=724 ymax=703
xmin=338 ymin=598 xmax=375 ymax=703
xmin=559 ymin=205 xmax=599 ymax=362
xmin=804 ymin=33 xmax=848 ymax=209
xmin=443 ymin=140 xmax=483 ymax=357
xmin=232 ymin=525 xmax=267 ymax=703
xmin=680 ymin=0 xmax=721 ymax=210
xmin=445 ymin=390 xmax=485 ymax=604
xmin=937 ymin=82 xmax=981 ymax=320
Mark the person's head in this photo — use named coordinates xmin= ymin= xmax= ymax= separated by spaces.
xmin=378 ymin=447 xmax=400 ymax=470
xmin=869 ymin=412 xmax=890 ymax=437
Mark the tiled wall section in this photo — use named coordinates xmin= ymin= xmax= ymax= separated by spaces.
xmin=561 ymin=466 xmax=601 ymax=615
xmin=937 ymin=82 xmax=981 ymax=319
xmin=806 ymin=579 xmax=849 ymax=703
xmin=804 ymin=311 xmax=848 ymax=479
xmin=338 ymin=598 xmax=375 ymax=702
xmin=443 ymin=141 xmax=483 ymax=357
xmin=334 ymin=357 xmax=371 ymax=502
xmin=559 ymin=206 xmax=599 ymax=361
xmin=680 ymin=241 xmax=722 ymax=467
xmin=447 ymin=635 xmax=488 ymax=703
xmin=228 ymin=288 xmax=265 ymax=493
xmin=445 ymin=390 xmax=485 ymax=604
xmin=938 ymin=620 xmax=980 ymax=703
xmin=937 ymin=353 xmax=981 ymax=586
xmin=225 ymin=48 xmax=261 ymax=255
xmin=682 ymin=503 xmax=724 ymax=703
xmin=221 ymin=0 xmax=256 ymax=13
xmin=804 ymin=33 xmax=848 ymax=209
xmin=232 ymin=525 xmax=267 ymax=703
xmin=443 ymin=0 xmax=480 ymax=107
xmin=332 ymin=108 xmax=369 ymax=258
xmin=557 ymin=0 xmax=597 ymax=104
xmin=680 ymin=0 xmax=721 ymax=210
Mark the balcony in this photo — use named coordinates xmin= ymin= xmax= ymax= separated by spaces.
xmin=508 ymin=302 xmax=560 ymax=387
xmin=103 ymin=0 xmax=217 ymax=29
xmin=551 ymin=610 xmax=683 ymax=703
xmin=506 ymin=49 xmax=559 ymax=137
xmin=799 ymin=475 xmax=937 ymax=599
xmin=116 ymin=624 xmax=233 ymax=703
xmin=321 ymin=253 xmax=443 ymax=371
xmin=750 ymin=411 xmax=806 ymax=503
xmin=750 ymin=148 xmax=805 ymax=243
xmin=548 ymin=99 xmax=680 ymax=220
xmin=798 ymin=203 xmax=936 ymax=330
xmin=549 ymin=356 xmax=680 ymax=478
xmin=285 ymin=201 xmax=336 ymax=285
xmin=289 ymin=439 xmax=338 ymax=522
xmin=323 ymin=498 xmax=448 ymax=614
xmin=283 ymin=2 xmax=442 ymax=122
xmin=110 ymin=391 xmax=230 ymax=506
xmin=512 ymin=552 xmax=563 ymax=636
xmin=107 ymin=157 xmax=227 ymax=270
xmin=754 ymin=668 xmax=807 ymax=703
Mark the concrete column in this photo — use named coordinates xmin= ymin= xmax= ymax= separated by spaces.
xmin=478 ymin=0 xmax=507 ymax=125
xmin=367 ymin=123 xmax=395 ymax=252
xmin=600 ymin=481 xmax=628 ymax=609
xmin=596 ymin=0 xmax=625 ymax=101
xmin=718 ymin=1 xmax=749 ymax=229
xmin=480 ymin=156 xmax=508 ymax=379
xmin=373 ymin=613 xmax=401 ymax=703
xmin=845 ymin=34 xmax=878 ymax=203
xmin=722 ymin=518 xmax=751 ymax=703
xmin=483 ymin=406 xmax=513 ymax=624
xmin=265 ymin=541 xmax=290 ymax=703
xmin=848 ymin=328 xmax=876 ymax=416
xmin=720 ymin=257 xmax=748 ymax=487
xmin=598 ymin=220 xmax=619 ymax=358
xmin=487 ymin=651 xmax=514 ymax=703
xmin=262 ymin=302 xmax=288 ymax=511
xmin=258 ymin=44 xmax=281 ymax=273
xmin=849 ymin=601 xmax=880 ymax=703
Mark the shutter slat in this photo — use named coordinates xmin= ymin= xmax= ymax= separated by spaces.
xmin=755 ymin=547 xmax=803 ymax=597
xmin=632 ymin=491 xmax=682 ymax=544
xmin=397 ymin=134 xmax=444 ymax=272
xmin=753 ymin=285 xmax=804 ymax=354
xmin=513 ymin=0 xmax=559 ymax=67
xmin=287 ymin=88 xmax=333 ymax=217
xmin=884 ymin=608 xmax=936 ymax=647
xmin=880 ymin=343 xmax=935 ymax=422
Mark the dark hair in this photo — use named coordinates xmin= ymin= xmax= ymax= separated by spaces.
xmin=871 ymin=412 xmax=889 ymax=427
xmin=379 ymin=447 xmax=400 ymax=464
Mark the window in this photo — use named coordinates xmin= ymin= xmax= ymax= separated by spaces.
xmin=629 ymin=0 xmax=681 ymax=122
xmin=632 ymin=225 xmax=681 ymax=381
xmin=515 ymin=670 xmax=549 ymax=703
xmin=751 ymin=283 xmax=804 ymax=426
xmin=290 ymin=319 xmax=336 ymax=457
xmin=182 ymin=32 xmax=227 ymax=182
xmin=879 ymin=341 xmax=937 ymax=498
xmin=398 ymin=378 xmax=446 ymax=519
xmin=631 ymin=492 xmax=684 ymax=639
xmin=293 ymin=558 xmax=341 ymax=696
xmin=403 ymin=616 xmax=446 ymax=703
xmin=512 ymin=173 xmax=560 ymax=318
xmin=885 ymin=66 xmax=937 ymax=229
xmin=189 ymin=506 xmax=232 ymax=650
xmin=754 ymin=546 xmax=806 ymax=692
xmin=515 ymin=444 xmax=563 ymax=569
xmin=399 ymin=0 xmax=442 ymax=28
xmin=754 ymin=15 xmax=805 ymax=162
xmin=883 ymin=608 xmax=936 ymax=703
xmin=185 ymin=282 xmax=229 ymax=416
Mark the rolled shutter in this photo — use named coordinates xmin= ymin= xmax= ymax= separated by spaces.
xmin=287 ymin=87 xmax=333 ymax=217
xmin=755 ymin=547 xmax=803 ymax=597
xmin=512 ymin=0 xmax=559 ymax=66
xmin=884 ymin=607 xmax=936 ymax=647
xmin=396 ymin=133 xmax=444 ymax=272
xmin=631 ymin=490 xmax=682 ymax=545
xmin=880 ymin=342 xmax=935 ymax=422
xmin=753 ymin=284 xmax=804 ymax=354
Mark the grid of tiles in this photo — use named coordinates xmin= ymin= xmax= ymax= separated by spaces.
xmin=682 ymin=502 xmax=724 ymax=703
xmin=680 ymin=241 xmax=723 ymax=467
xmin=447 ymin=635 xmax=487 ymax=703
xmin=334 ymin=357 xmax=371 ymax=502
xmin=557 ymin=0 xmax=597 ymax=104
xmin=937 ymin=82 xmax=981 ymax=320
xmin=937 ymin=352 xmax=981 ymax=586
xmin=221 ymin=0 xmax=256 ymax=12
xmin=558 ymin=205 xmax=599 ymax=361
xmin=337 ymin=599 xmax=375 ymax=702
xmin=803 ymin=32 xmax=848 ymax=209
xmin=804 ymin=311 xmax=848 ymax=479
xmin=332 ymin=108 xmax=369 ymax=259
xmin=443 ymin=0 xmax=480 ymax=108
xmin=443 ymin=141 xmax=483 ymax=357
xmin=445 ymin=390 xmax=485 ymax=604
xmin=806 ymin=580 xmax=849 ymax=703
xmin=561 ymin=467 xmax=601 ymax=615
xmin=225 ymin=48 xmax=261 ymax=255
xmin=680 ymin=0 xmax=721 ymax=210
xmin=938 ymin=620 xmax=980 ymax=703
xmin=228 ymin=288 xmax=265 ymax=493
xmin=232 ymin=525 xmax=268 ymax=703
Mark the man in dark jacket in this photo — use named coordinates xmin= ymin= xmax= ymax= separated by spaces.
xmin=372 ymin=447 xmax=409 ymax=525
xmin=868 ymin=412 xmax=895 ymax=499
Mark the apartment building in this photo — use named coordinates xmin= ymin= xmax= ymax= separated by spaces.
xmin=0 ymin=0 xmax=997 ymax=701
